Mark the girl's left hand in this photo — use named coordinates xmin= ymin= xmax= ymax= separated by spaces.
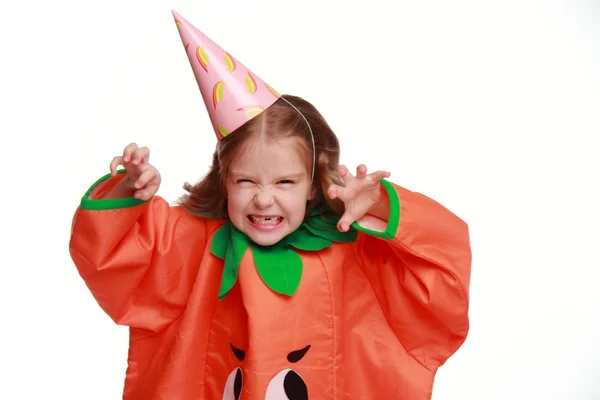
xmin=328 ymin=164 xmax=390 ymax=232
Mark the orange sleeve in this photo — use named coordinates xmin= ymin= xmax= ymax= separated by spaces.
xmin=69 ymin=171 xmax=207 ymax=333
xmin=352 ymin=179 xmax=471 ymax=371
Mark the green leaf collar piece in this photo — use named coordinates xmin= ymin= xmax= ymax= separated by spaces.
xmin=210 ymin=208 xmax=358 ymax=300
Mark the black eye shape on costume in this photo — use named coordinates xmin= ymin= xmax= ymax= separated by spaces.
xmin=233 ymin=368 xmax=242 ymax=400
xmin=287 ymin=345 xmax=311 ymax=363
xmin=266 ymin=369 xmax=308 ymax=400
xmin=223 ymin=367 xmax=243 ymax=400
xmin=284 ymin=370 xmax=308 ymax=400
xmin=230 ymin=343 xmax=246 ymax=361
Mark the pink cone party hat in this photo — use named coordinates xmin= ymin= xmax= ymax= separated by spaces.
xmin=172 ymin=10 xmax=281 ymax=140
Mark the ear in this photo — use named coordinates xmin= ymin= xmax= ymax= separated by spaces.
xmin=307 ymin=185 xmax=316 ymax=201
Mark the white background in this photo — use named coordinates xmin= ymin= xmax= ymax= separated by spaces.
xmin=1 ymin=0 xmax=599 ymax=398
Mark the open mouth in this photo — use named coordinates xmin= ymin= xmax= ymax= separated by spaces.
xmin=247 ymin=215 xmax=283 ymax=225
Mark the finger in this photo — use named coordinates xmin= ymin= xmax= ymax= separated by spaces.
xmin=141 ymin=147 xmax=150 ymax=164
xmin=338 ymin=164 xmax=355 ymax=183
xmin=328 ymin=183 xmax=355 ymax=203
xmin=356 ymin=164 xmax=368 ymax=178
xmin=132 ymin=146 xmax=150 ymax=165
xmin=337 ymin=210 xmax=356 ymax=232
xmin=368 ymin=170 xmax=391 ymax=182
xmin=133 ymin=165 xmax=156 ymax=189
xmin=122 ymin=142 xmax=139 ymax=163
xmin=327 ymin=183 xmax=341 ymax=200
xmin=133 ymin=186 xmax=156 ymax=201
xmin=109 ymin=156 xmax=123 ymax=176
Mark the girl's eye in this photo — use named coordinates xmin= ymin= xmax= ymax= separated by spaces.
xmin=278 ymin=180 xmax=294 ymax=185
xmin=237 ymin=179 xmax=252 ymax=184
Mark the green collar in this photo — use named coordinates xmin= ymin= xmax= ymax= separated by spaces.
xmin=210 ymin=208 xmax=357 ymax=300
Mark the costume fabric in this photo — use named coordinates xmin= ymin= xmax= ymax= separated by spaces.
xmin=69 ymin=172 xmax=471 ymax=399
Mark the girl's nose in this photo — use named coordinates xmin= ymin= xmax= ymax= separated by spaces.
xmin=254 ymin=191 xmax=274 ymax=208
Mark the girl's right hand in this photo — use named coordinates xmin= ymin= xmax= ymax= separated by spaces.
xmin=109 ymin=142 xmax=161 ymax=200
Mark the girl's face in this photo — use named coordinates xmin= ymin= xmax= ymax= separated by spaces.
xmin=225 ymin=136 xmax=312 ymax=246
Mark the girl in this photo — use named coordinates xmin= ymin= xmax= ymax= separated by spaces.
xmin=69 ymin=10 xmax=471 ymax=400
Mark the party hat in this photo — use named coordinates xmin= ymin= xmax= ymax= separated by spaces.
xmin=172 ymin=10 xmax=281 ymax=140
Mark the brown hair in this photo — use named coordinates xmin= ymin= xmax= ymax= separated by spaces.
xmin=177 ymin=94 xmax=345 ymax=219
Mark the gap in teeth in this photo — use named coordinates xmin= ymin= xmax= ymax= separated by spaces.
xmin=250 ymin=215 xmax=282 ymax=225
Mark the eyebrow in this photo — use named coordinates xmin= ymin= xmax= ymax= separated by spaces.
xmin=230 ymin=343 xmax=246 ymax=361
xmin=230 ymin=172 xmax=306 ymax=180
xmin=287 ymin=345 xmax=311 ymax=363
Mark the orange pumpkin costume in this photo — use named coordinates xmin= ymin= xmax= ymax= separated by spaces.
xmin=69 ymin=172 xmax=471 ymax=399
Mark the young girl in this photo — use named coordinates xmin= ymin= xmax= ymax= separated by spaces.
xmin=69 ymin=10 xmax=471 ymax=400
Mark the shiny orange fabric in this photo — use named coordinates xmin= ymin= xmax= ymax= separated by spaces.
xmin=69 ymin=174 xmax=471 ymax=399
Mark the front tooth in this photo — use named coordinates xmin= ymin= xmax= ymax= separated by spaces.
xmin=252 ymin=216 xmax=280 ymax=225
